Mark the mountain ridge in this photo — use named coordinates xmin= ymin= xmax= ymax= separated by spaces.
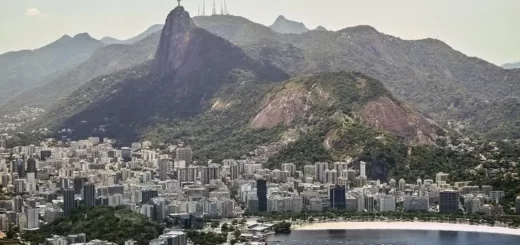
xmin=6 ymin=14 xmax=520 ymax=140
xmin=502 ymin=61 xmax=520 ymax=69
xmin=100 ymin=24 xmax=163 ymax=45
xmin=192 ymin=15 xmax=520 ymax=139
xmin=0 ymin=33 xmax=104 ymax=103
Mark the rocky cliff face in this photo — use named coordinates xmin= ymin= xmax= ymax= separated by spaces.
xmin=151 ymin=7 xmax=196 ymax=76
xmin=250 ymin=72 xmax=438 ymax=145
xmin=359 ymin=97 xmax=438 ymax=144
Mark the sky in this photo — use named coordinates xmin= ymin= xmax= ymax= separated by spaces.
xmin=0 ymin=0 xmax=519 ymax=65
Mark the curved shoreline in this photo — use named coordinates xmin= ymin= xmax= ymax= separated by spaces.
xmin=294 ymin=221 xmax=520 ymax=236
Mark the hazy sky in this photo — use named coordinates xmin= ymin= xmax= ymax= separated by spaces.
xmin=1 ymin=0 xmax=519 ymax=65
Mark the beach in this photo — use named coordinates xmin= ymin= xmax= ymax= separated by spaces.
xmin=295 ymin=221 xmax=520 ymax=236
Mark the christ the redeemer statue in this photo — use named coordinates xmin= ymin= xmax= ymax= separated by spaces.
xmin=177 ymin=0 xmax=182 ymax=6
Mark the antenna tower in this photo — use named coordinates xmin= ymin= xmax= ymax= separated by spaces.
xmin=224 ymin=0 xmax=229 ymax=15
xmin=212 ymin=0 xmax=216 ymax=15
xmin=203 ymin=0 xmax=206 ymax=16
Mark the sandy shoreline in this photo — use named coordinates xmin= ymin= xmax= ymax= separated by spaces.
xmin=294 ymin=221 xmax=520 ymax=236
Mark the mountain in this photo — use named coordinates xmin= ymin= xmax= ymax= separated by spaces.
xmin=269 ymin=15 xmax=309 ymax=34
xmin=502 ymin=61 xmax=520 ymax=69
xmin=0 ymin=33 xmax=103 ymax=102
xmin=100 ymin=24 xmax=163 ymax=45
xmin=0 ymin=31 xmax=161 ymax=112
xmin=22 ymin=8 xmax=446 ymax=181
xmin=8 ymin=14 xmax=520 ymax=139
xmin=30 ymin=7 xmax=288 ymax=141
xmin=191 ymin=16 xmax=520 ymax=139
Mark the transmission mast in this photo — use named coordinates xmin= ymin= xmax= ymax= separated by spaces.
xmin=203 ymin=0 xmax=206 ymax=16
xmin=224 ymin=0 xmax=229 ymax=15
xmin=212 ymin=0 xmax=216 ymax=15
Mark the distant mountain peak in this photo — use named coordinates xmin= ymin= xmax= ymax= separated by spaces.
xmin=73 ymin=33 xmax=95 ymax=41
xmin=275 ymin=15 xmax=286 ymax=21
xmin=502 ymin=61 xmax=520 ymax=69
xmin=269 ymin=15 xmax=309 ymax=34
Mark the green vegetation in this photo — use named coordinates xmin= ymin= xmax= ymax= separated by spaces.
xmin=21 ymin=206 xmax=164 ymax=245
xmin=456 ymin=98 xmax=520 ymax=139
xmin=186 ymin=230 xmax=227 ymax=245
xmin=6 ymin=132 xmax=44 ymax=149
xmin=144 ymin=72 xmax=285 ymax=162
xmin=272 ymin=221 xmax=291 ymax=234
xmin=266 ymin=127 xmax=332 ymax=168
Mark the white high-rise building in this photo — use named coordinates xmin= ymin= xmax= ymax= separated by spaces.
xmin=26 ymin=207 xmax=39 ymax=229
xmin=314 ymin=162 xmax=328 ymax=183
xmin=281 ymin=163 xmax=296 ymax=176
xmin=245 ymin=164 xmax=262 ymax=175
xmin=230 ymin=164 xmax=239 ymax=180
xmin=141 ymin=204 xmax=154 ymax=220
xmin=378 ymin=195 xmax=396 ymax=212
xmin=326 ymin=169 xmax=337 ymax=184
xmin=201 ymin=164 xmax=220 ymax=185
xmin=465 ymin=195 xmax=481 ymax=214
xmin=177 ymin=166 xmax=197 ymax=183
xmin=26 ymin=172 xmax=36 ymax=193
xmin=159 ymin=160 xmax=172 ymax=181
xmin=398 ymin=178 xmax=406 ymax=191
xmin=364 ymin=194 xmax=374 ymax=212
xmin=333 ymin=162 xmax=349 ymax=173
xmin=14 ymin=179 xmax=26 ymax=193
xmin=359 ymin=161 xmax=366 ymax=178
xmin=109 ymin=194 xmax=123 ymax=206
xmin=436 ymin=172 xmax=449 ymax=185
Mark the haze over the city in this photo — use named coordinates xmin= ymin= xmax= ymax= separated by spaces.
xmin=0 ymin=0 xmax=519 ymax=65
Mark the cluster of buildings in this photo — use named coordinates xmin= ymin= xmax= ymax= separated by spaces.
xmin=241 ymin=161 xmax=512 ymax=215
xmin=0 ymin=135 xmax=518 ymax=245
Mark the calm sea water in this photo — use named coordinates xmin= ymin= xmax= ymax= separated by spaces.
xmin=267 ymin=230 xmax=520 ymax=245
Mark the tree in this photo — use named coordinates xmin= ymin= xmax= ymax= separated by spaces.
xmin=6 ymin=223 xmax=17 ymax=239
xmin=221 ymin=223 xmax=229 ymax=232
xmin=211 ymin=221 xmax=220 ymax=228
xmin=272 ymin=221 xmax=291 ymax=234
xmin=233 ymin=230 xmax=241 ymax=239
xmin=231 ymin=219 xmax=238 ymax=225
